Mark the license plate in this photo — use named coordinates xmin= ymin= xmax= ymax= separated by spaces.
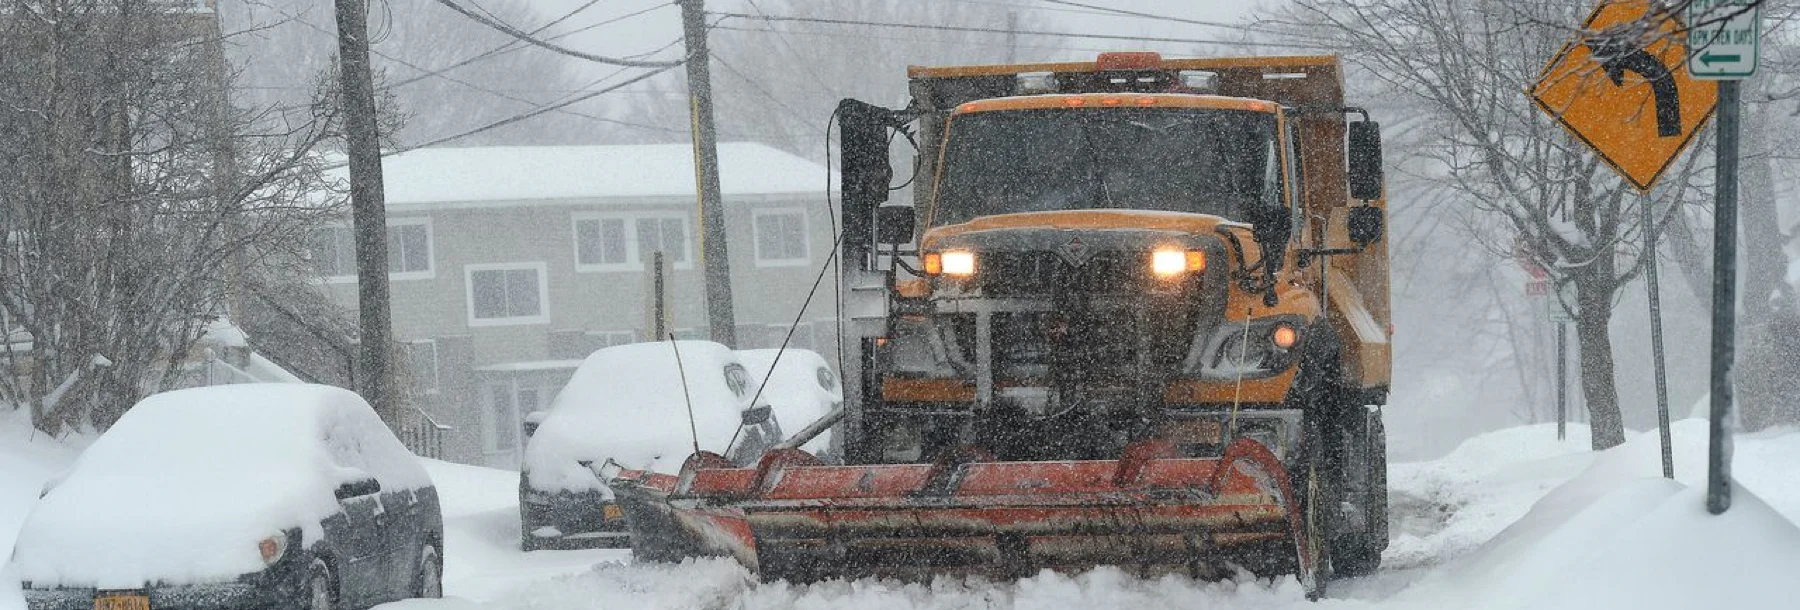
xmin=602 ymin=503 xmax=624 ymax=521
xmin=94 ymin=592 xmax=149 ymax=610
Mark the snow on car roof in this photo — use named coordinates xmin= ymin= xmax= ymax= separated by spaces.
xmin=737 ymin=348 xmax=841 ymax=453
xmin=11 ymin=384 xmax=429 ymax=588
xmin=524 ymin=341 xmax=754 ymax=494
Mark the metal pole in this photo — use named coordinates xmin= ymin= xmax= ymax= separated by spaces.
xmin=334 ymin=0 xmax=397 ymax=426
xmin=1556 ymin=322 xmax=1567 ymax=441
xmin=653 ymin=251 xmax=667 ymax=340
xmin=679 ymin=0 xmax=737 ymax=347
xmin=1642 ymin=198 xmax=1674 ymax=479
xmin=1708 ymin=79 xmax=1740 ymax=515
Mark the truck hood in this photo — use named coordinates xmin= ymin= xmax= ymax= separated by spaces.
xmin=921 ymin=210 xmax=1244 ymax=248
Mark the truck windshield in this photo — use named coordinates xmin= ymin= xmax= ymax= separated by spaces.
xmin=930 ymin=108 xmax=1279 ymax=226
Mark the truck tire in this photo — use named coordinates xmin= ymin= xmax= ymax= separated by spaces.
xmin=1327 ymin=405 xmax=1387 ymax=578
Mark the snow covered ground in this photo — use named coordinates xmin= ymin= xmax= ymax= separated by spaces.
xmin=4 ymin=408 xmax=1798 ymax=610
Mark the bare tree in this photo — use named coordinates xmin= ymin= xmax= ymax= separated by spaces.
xmin=0 ymin=0 xmax=342 ymax=433
xmin=1259 ymin=0 xmax=1727 ymax=449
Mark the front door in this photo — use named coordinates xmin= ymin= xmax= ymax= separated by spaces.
xmin=482 ymin=379 xmax=544 ymax=468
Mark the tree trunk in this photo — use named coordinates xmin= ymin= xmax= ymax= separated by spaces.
xmin=1576 ymin=276 xmax=1626 ymax=449
xmin=1735 ymin=101 xmax=1800 ymax=431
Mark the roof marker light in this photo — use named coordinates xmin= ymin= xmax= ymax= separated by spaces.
xmin=1064 ymin=97 xmax=1086 ymax=107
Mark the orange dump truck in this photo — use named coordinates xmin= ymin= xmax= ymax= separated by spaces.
xmin=613 ymin=52 xmax=1393 ymax=597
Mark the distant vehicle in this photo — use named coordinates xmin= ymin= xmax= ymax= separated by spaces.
xmin=13 ymin=384 xmax=443 ymax=610
xmin=518 ymin=341 xmax=779 ymax=552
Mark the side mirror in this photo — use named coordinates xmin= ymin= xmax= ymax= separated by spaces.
xmin=741 ymin=405 xmax=773 ymax=427
xmin=838 ymin=99 xmax=898 ymax=265
xmin=1252 ymin=205 xmax=1294 ymax=249
xmin=1348 ymin=205 xmax=1384 ymax=246
xmin=334 ymin=477 xmax=381 ymax=501
xmin=1347 ymin=121 xmax=1384 ymax=201
xmin=875 ymin=206 xmax=916 ymax=246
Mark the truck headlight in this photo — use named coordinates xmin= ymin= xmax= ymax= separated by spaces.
xmin=926 ymin=250 xmax=977 ymax=276
xmin=1151 ymin=248 xmax=1206 ymax=278
xmin=1196 ymin=316 xmax=1306 ymax=378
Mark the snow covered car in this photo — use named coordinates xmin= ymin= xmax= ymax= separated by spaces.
xmin=12 ymin=384 xmax=443 ymax=610
xmin=735 ymin=348 xmax=843 ymax=456
xmin=518 ymin=341 xmax=776 ymax=551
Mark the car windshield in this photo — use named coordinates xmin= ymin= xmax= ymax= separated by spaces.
xmin=930 ymin=107 xmax=1280 ymax=226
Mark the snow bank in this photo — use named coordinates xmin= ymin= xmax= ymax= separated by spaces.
xmin=1400 ymin=421 xmax=1800 ymax=610
xmin=523 ymin=342 xmax=755 ymax=494
xmin=10 ymin=384 xmax=429 ymax=588
xmin=0 ymin=409 xmax=78 ymax=610
xmin=737 ymin=349 xmax=840 ymax=452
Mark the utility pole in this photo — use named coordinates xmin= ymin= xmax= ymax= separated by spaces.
xmin=333 ymin=0 xmax=398 ymax=426
xmin=679 ymin=0 xmax=737 ymax=347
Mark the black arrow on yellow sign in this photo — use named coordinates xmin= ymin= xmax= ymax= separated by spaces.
xmin=1585 ymin=34 xmax=1681 ymax=136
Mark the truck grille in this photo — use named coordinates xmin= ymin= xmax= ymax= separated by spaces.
xmin=978 ymin=251 xmax=1141 ymax=296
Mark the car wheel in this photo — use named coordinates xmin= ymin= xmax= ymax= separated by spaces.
xmin=306 ymin=559 xmax=335 ymax=610
xmin=415 ymin=545 xmax=444 ymax=599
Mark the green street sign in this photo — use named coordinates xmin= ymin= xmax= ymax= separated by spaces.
xmin=1687 ymin=0 xmax=1761 ymax=80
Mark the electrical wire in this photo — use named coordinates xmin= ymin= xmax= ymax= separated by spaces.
xmin=710 ymin=54 xmax=829 ymax=137
xmin=742 ymin=0 xmax=835 ymax=97
xmin=389 ymin=0 xmax=628 ymax=89
xmin=1034 ymin=0 xmax=1248 ymax=29
xmin=708 ymin=11 xmax=1337 ymax=50
xmin=432 ymin=0 xmax=685 ymax=67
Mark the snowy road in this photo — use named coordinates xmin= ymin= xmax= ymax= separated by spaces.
xmin=6 ymin=413 xmax=1799 ymax=610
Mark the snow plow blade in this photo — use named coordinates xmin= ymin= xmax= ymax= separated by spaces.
xmin=648 ymin=437 xmax=1317 ymax=588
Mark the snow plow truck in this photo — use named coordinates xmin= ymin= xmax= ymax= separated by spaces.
xmin=610 ymin=52 xmax=1392 ymax=597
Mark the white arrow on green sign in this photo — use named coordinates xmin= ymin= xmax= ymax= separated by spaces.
xmin=1687 ymin=0 xmax=1761 ymax=80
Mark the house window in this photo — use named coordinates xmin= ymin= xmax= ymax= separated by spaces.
xmin=387 ymin=219 xmax=433 ymax=278
xmin=753 ymin=209 xmax=809 ymax=266
xmin=465 ymin=263 xmax=549 ymax=326
xmin=309 ymin=226 xmax=356 ymax=280
xmin=311 ymin=220 xmax=433 ymax=281
xmin=573 ymin=213 xmax=691 ymax=271
xmin=586 ymin=330 xmax=638 ymax=351
xmin=408 ymin=340 xmax=439 ymax=395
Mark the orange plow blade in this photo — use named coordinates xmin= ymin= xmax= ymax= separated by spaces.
xmin=657 ymin=438 xmax=1318 ymax=588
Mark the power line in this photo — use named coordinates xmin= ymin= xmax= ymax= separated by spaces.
xmin=707 ymin=11 xmax=1335 ymax=50
xmin=363 ymin=63 xmax=683 ymax=160
xmin=742 ymin=0 xmax=834 ymax=97
xmin=389 ymin=0 xmax=620 ymax=89
xmin=431 ymin=0 xmax=685 ymax=67
xmin=712 ymin=24 xmax=1134 ymax=56
xmin=1033 ymin=0 xmax=1246 ymax=29
xmin=710 ymin=53 xmax=828 ymax=137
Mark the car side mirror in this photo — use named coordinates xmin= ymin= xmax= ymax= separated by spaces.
xmin=741 ymin=405 xmax=773 ymax=427
xmin=875 ymin=206 xmax=916 ymax=246
xmin=1348 ymin=205 xmax=1384 ymax=246
xmin=1252 ymin=205 xmax=1293 ymax=249
xmin=1347 ymin=121 xmax=1384 ymax=201
xmin=334 ymin=477 xmax=381 ymax=501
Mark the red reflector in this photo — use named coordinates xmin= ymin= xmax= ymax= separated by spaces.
xmin=1096 ymin=51 xmax=1163 ymax=71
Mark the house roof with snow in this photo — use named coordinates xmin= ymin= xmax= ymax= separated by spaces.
xmin=347 ymin=142 xmax=833 ymax=211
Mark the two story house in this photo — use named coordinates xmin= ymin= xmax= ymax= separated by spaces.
xmin=312 ymin=143 xmax=840 ymax=468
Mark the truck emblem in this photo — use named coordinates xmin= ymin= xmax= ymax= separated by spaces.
xmin=1058 ymin=236 xmax=1093 ymax=267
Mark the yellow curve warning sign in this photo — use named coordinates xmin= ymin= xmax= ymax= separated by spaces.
xmin=1531 ymin=0 xmax=1718 ymax=192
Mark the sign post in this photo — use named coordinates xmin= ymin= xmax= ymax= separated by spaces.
xmin=1687 ymin=0 xmax=1761 ymax=516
